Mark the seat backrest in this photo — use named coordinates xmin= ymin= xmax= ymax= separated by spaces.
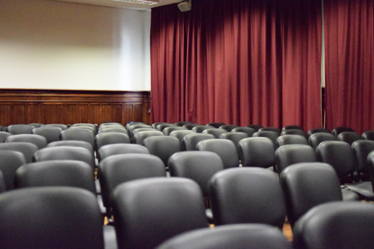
xmin=133 ymin=130 xmax=164 ymax=145
xmin=197 ymin=139 xmax=239 ymax=168
xmin=0 ymin=151 xmax=26 ymax=190
xmin=95 ymin=132 xmax=130 ymax=152
xmin=276 ymin=135 xmax=309 ymax=147
xmin=32 ymin=126 xmax=62 ymax=144
xmin=47 ymin=140 xmax=94 ymax=156
xmin=279 ymin=163 xmax=342 ymax=227
xmin=156 ymin=123 xmax=176 ymax=131
xmin=202 ymin=128 xmax=228 ymax=138
xmin=206 ymin=122 xmax=226 ymax=128
xmin=282 ymin=125 xmax=303 ymax=131
xmin=337 ymin=131 xmax=361 ymax=145
xmin=362 ymin=130 xmax=374 ymax=141
xmin=232 ymin=127 xmax=256 ymax=137
xmin=275 ymin=145 xmax=317 ymax=173
xmin=238 ymin=137 xmax=275 ymax=168
xmin=111 ymin=178 xmax=208 ymax=249
xmin=316 ymin=141 xmax=357 ymax=178
xmin=157 ymin=224 xmax=292 ymax=249
xmin=7 ymin=124 xmax=34 ymax=135
xmin=15 ymin=160 xmax=96 ymax=194
xmin=0 ymin=187 xmax=104 ymax=249
xmin=98 ymin=143 xmax=149 ymax=162
xmin=163 ymin=127 xmax=188 ymax=135
xmin=0 ymin=131 xmax=11 ymax=143
xmin=34 ymin=146 xmax=96 ymax=171
xmin=219 ymin=124 xmax=240 ymax=132
xmin=208 ymin=167 xmax=286 ymax=227
xmin=246 ymin=124 xmax=263 ymax=131
xmin=351 ymin=140 xmax=374 ymax=174
xmin=169 ymin=130 xmax=195 ymax=150
xmin=0 ymin=170 xmax=5 ymax=193
xmin=99 ymin=127 xmax=128 ymax=134
xmin=281 ymin=129 xmax=307 ymax=138
xmin=174 ymin=121 xmax=193 ymax=126
xmin=61 ymin=128 xmax=95 ymax=149
xmin=5 ymin=134 xmax=47 ymax=149
xmin=253 ymin=130 xmax=279 ymax=145
xmin=332 ymin=126 xmax=354 ymax=137
xmin=168 ymin=151 xmax=224 ymax=196
xmin=293 ymin=201 xmax=374 ymax=249
xmin=44 ymin=123 xmax=68 ymax=130
xmin=192 ymin=125 xmax=214 ymax=133
xmin=183 ymin=123 xmax=200 ymax=130
xmin=307 ymin=128 xmax=330 ymax=137
xmin=219 ymin=132 xmax=249 ymax=150
xmin=144 ymin=136 xmax=181 ymax=166
xmin=368 ymin=151 xmax=374 ymax=186
xmin=259 ymin=127 xmax=281 ymax=135
xmin=0 ymin=142 xmax=38 ymax=163
xmin=99 ymin=154 xmax=166 ymax=210
xmin=308 ymin=132 xmax=337 ymax=150
xmin=183 ymin=133 xmax=215 ymax=151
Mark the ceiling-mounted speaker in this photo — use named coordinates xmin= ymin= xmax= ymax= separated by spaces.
xmin=178 ymin=1 xmax=191 ymax=12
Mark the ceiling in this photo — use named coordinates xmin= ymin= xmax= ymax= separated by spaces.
xmin=51 ymin=0 xmax=182 ymax=10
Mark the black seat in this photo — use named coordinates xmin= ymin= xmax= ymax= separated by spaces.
xmin=307 ymin=128 xmax=330 ymax=137
xmin=276 ymin=134 xmax=309 ymax=147
xmin=202 ymin=128 xmax=228 ymax=138
xmin=157 ymin=224 xmax=292 ymax=249
xmin=0 ymin=142 xmax=38 ymax=163
xmin=5 ymin=134 xmax=47 ymax=149
xmin=238 ymin=137 xmax=275 ymax=169
xmin=259 ymin=127 xmax=281 ymax=135
xmin=282 ymin=125 xmax=303 ymax=131
xmin=232 ymin=127 xmax=256 ymax=137
xmin=308 ymin=132 xmax=337 ymax=150
xmin=332 ymin=126 xmax=354 ymax=137
xmin=253 ymin=130 xmax=279 ymax=145
xmin=279 ymin=163 xmax=343 ymax=227
xmin=111 ymin=178 xmax=208 ymax=249
xmin=0 ymin=131 xmax=12 ymax=142
xmin=206 ymin=122 xmax=226 ymax=128
xmin=362 ymin=130 xmax=374 ymax=141
xmin=99 ymin=154 xmax=166 ymax=217
xmin=281 ymin=129 xmax=307 ymax=138
xmin=293 ymin=201 xmax=374 ymax=249
xmin=169 ymin=130 xmax=195 ymax=150
xmin=197 ymin=139 xmax=239 ymax=168
xmin=7 ymin=124 xmax=34 ymax=134
xmin=0 ymin=151 xmax=26 ymax=190
xmin=351 ymin=140 xmax=374 ymax=180
xmin=32 ymin=126 xmax=62 ymax=144
xmin=275 ymin=144 xmax=317 ymax=173
xmin=0 ymin=187 xmax=105 ymax=249
xmin=219 ymin=124 xmax=240 ymax=132
xmin=183 ymin=133 xmax=215 ymax=151
xmin=98 ymin=143 xmax=149 ymax=162
xmin=192 ymin=125 xmax=214 ymax=133
xmin=163 ymin=126 xmax=188 ymax=135
xmin=219 ymin=132 xmax=249 ymax=151
xmin=337 ymin=131 xmax=361 ymax=145
xmin=208 ymin=167 xmax=286 ymax=228
xmin=246 ymin=124 xmax=263 ymax=131
xmin=61 ymin=128 xmax=95 ymax=150
xmin=174 ymin=121 xmax=193 ymax=126
xmin=133 ymin=130 xmax=164 ymax=145
xmin=144 ymin=136 xmax=181 ymax=166
xmin=95 ymin=132 xmax=130 ymax=152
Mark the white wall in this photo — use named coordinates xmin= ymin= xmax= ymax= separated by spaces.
xmin=0 ymin=0 xmax=151 ymax=91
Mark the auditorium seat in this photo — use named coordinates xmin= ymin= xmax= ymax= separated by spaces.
xmin=238 ymin=137 xmax=275 ymax=169
xmin=5 ymin=134 xmax=47 ymax=149
xmin=307 ymin=128 xmax=330 ymax=137
xmin=32 ymin=126 xmax=62 ymax=144
xmin=0 ymin=151 xmax=26 ymax=190
xmin=169 ymin=130 xmax=195 ymax=150
xmin=308 ymin=132 xmax=337 ymax=150
xmin=0 ymin=131 xmax=12 ymax=143
xmin=202 ymin=128 xmax=227 ymax=138
xmin=282 ymin=125 xmax=303 ymax=131
xmin=281 ymin=129 xmax=307 ymax=137
xmin=163 ymin=126 xmax=188 ymax=135
xmin=111 ymin=178 xmax=208 ymax=249
xmin=362 ymin=130 xmax=374 ymax=141
xmin=95 ymin=132 xmax=130 ymax=153
xmin=144 ymin=136 xmax=181 ymax=167
xmin=337 ymin=131 xmax=361 ymax=145
xmin=259 ymin=127 xmax=281 ymax=135
xmin=133 ymin=130 xmax=164 ymax=145
xmin=276 ymin=134 xmax=309 ymax=147
xmin=183 ymin=133 xmax=214 ymax=151
xmin=192 ymin=125 xmax=214 ymax=133
xmin=246 ymin=124 xmax=263 ymax=131
xmin=98 ymin=143 xmax=149 ymax=162
xmin=206 ymin=122 xmax=225 ymax=128
xmin=44 ymin=123 xmax=68 ymax=130
xmin=219 ymin=124 xmax=240 ymax=132
xmin=7 ymin=124 xmax=34 ymax=135
xmin=232 ymin=127 xmax=256 ymax=137
xmin=332 ymin=126 xmax=354 ymax=137
xmin=252 ymin=130 xmax=279 ymax=145
xmin=197 ymin=139 xmax=239 ymax=168
xmin=0 ymin=142 xmax=38 ymax=163
xmin=209 ymin=167 xmax=286 ymax=228
xmin=275 ymin=145 xmax=317 ymax=173
xmin=157 ymin=224 xmax=292 ymax=249
xmin=61 ymin=128 xmax=95 ymax=150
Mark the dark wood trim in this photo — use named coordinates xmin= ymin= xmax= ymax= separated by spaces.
xmin=0 ymin=89 xmax=150 ymax=126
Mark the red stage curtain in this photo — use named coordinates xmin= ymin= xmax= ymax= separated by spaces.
xmin=324 ymin=0 xmax=374 ymax=134
xmin=151 ymin=0 xmax=322 ymax=130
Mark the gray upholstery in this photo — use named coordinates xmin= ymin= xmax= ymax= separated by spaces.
xmin=209 ymin=168 xmax=286 ymax=227
xmin=253 ymin=130 xmax=279 ymax=145
xmin=246 ymin=124 xmax=263 ymax=131
xmin=281 ymin=129 xmax=307 ymax=138
xmin=133 ymin=130 xmax=164 ymax=145
xmin=44 ymin=123 xmax=68 ymax=130
xmin=95 ymin=132 xmax=130 ymax=152
xmin=0 ymin=151 xmax=26 ymax=190
xmin=156 ymin=123 xmax=176 ymax=131
xmin=169 ymin=130 xmax=195 ymax=150
xmin=99 ymin=154 xmax=165 ymax=214
xmin=15 ymin=160 xmax=96 ymax=194
xmin=32 ymin=126 xmax=62 ymax=144
xmin=163 ymin=126 xmax=188 ymax=135
xmin=144 ymin=136 xmax=181 ymax=166
xmin=307 ymin=128 xmax=330 ymax=137
xmin=337 ymin=131 xmax=361 ymax=145
xmin=192 ymin=125 xmax=214 ymax=133
xmin=111 ymin=178 xmax=208 ymax=249
xmin=183 ymin=133 xmax=214 ymax=151
xmin=238 ymin=137 xmax=275 ymax=168
xmin=362 ymin=130 xmax=374 ymax=141
xmin=174 ymin=121 xmax=193 ymax=126
xmin=0 ymin=171 xmax=5 ymax=193
xmin=232 ymin=127 xmax=256 ymax=137
xmin=293 ymin=201 xmax=374 ymax=249
xmin=5 ymin=134 xmax=47 ymax=149
xmin=0 ymin=131 xmax=11 ymax=143
xmin=332 ymin=126 xmax=354 ymax=137
xmin=0 ymin=187 xmax=105 ymax=249
xmin=308 ymin=132 xmax=337 ymax=150
xmin=0 ymin=142 xmax=38 ymax=163
xmin=168 ymin=151 xmax=224 ymax=196
xmin=206 ymin=122 xmax=226 ymax=128
xmin=183 ymin=123 xmax=200 ymax=130
xmin=219 ymin=132 xmax=249 ymax=149
xmin=197 ymin=139 xmax=239 ymax=168
xmin=219 ymin=124 xmax=240 ymax=132
xmin=259 ymin=127 xmax=281 ymax=135
xmin=61 ymin=128 xmax=95 ymax=149
xmin=352 ymin=140 xmax=374 ymax=175
xmin=282 ymin=125 xmax=303 ymax=131
xmin=202 ymin=128 xmax=227 ymax=138
xmin=279 ymin=163 xmax=343 ymax=227
xmin=47 ymin=140 xmax=94 ymax=156
xmin=276 ymin=135 xmax=309 ymax=147
xmin=157 ymin=224 xmax=292 ymax=249
xmin=98 ymin=143 xmax=149 ymax=162
xmin=275 ymin=144 xmax=317 ymax=173
xmin=7 ymin=124 xmax=34 ymax=135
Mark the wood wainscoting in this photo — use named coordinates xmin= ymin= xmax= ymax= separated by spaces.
xmin=0 ymin=89 xmax=150 ymax=126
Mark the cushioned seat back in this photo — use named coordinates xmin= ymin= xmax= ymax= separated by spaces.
xmin=197 ymin=139 xmax=239 ymax=168
xmin=6 ymin=134 xmax=47 ymax=149
xmin=337 ymin=131 xmax=361 ymax=145
xmin=7 ymin=124 xmax=34 ymax=135
xmin=0 ymin=142 xmax=38 ymax=163
xmin=183 ymin=134 xmax=215 ymax=151
xmin=98 ymin=143 xmax=149 ymax=162
xmin=0 ymin=151 xmax=26 ymax=190
xmin=32 ymin=127 xmax=62 ymax=144
xmin=144 ymin=136 xmax=181 ymax=166
xmin=95 ymin=132 xmax=130 ymax=152
xmin=238 ymin=137 xmax=275 ymax=168
xmin=275 ymin=144 xmax=317 ymax=173
xmin=308 ymin=132 xmax=337 ymax=150
xmin=276 ymin=135 xmax=309 ymax=147
xmin=133 ymin=130 xmax=164 ymax=145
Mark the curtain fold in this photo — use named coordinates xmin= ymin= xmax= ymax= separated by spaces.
xmin=324 ymin=0 xmax=374 ymax=134
xmin=151 ymin=0 xmax=322 ymax=130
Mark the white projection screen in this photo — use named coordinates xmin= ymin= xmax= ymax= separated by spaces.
xmin=0 ymin=0 xmax=151 ymax=91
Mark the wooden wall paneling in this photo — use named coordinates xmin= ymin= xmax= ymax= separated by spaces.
xmin=0 ymin=105 xmax=11 ymax=126
xmin=87 ymin=104 xmax=123 ymax=124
